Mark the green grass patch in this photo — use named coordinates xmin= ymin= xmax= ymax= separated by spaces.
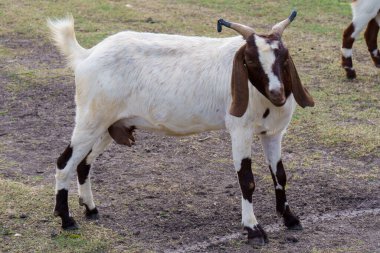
xmin=0 ymin=178 xmax=143 ymax=252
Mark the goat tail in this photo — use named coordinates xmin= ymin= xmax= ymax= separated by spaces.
xmin=47 ymin=15 xmax=89 ymax=70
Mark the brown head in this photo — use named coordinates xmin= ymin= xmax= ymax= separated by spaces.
xmin=218 ymin=11 xmax=314 ymax=117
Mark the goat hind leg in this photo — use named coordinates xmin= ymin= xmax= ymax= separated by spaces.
xmin=54 ymin=126 xmax=104 ymax=229
xmin=365 ymin=15 xmax=380 ymax=67
xmin=77 ymin=132 xmax=112 ymax=219
xmin=55 ymin=145 xmax=77 ymax=229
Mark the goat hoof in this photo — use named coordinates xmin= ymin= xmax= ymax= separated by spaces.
xmin=245 ymin=225 xmax=268 ymax=247
xmin=85 ymin=207 xmax=99 ymax=220
xmin=345 ymin=68 xmax=356 ymax=79
xmin=62 ymin=217 xmax=79 ymax=230
xmin=287 ymin=223 xmax=303 ymax=230
xmin=248 ymin=237 xmax=266 ymax=247
xmin=283 ymin=207 xmax=303 ymax=230
xmin=284 ymin=217 xmax=303 ymax=230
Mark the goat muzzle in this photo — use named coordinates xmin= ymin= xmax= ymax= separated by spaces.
xmin=268 ymin=89 xmax=286 ymax=106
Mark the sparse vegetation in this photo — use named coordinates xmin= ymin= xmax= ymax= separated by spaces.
xmin=0 ymin=0 xmax=379 ymax=252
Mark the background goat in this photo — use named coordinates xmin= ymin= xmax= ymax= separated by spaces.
xmin=341 ymin=0 xmax=380 ymax=79
xmin=48 ymin=11 xmax=314 ymax=246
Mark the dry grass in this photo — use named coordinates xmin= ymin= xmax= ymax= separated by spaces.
xmin=0 ymin=0 xmax=379 ymax=252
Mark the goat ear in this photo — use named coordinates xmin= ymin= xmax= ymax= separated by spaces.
xmin=229 ymin=45 xmax=249 ymax=117
xmin=286 ymin=56 xmax=315 ymax=108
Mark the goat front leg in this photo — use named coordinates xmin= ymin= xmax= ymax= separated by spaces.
xmin=260 ymin=133 xmax=302 ymax=230
xmin=365 ymin=15 xmax=380 ymax=67
xmin=230 ymin=127 xmax=268 ymax=246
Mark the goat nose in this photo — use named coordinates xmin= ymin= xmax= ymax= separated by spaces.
xmin=269 ymin=89 xmax=281 ymax=97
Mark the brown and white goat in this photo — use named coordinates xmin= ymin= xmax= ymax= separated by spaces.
xmin=48 ymin=11 xmax=314 ymax=246
xmin=342 ymin=0 xmax=380 ymax=79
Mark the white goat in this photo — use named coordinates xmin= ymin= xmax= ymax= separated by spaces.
xmin=49 ymin=11 xmax=314 ymax=246
xmin=341 ymin=0 xmax=380 ymax=79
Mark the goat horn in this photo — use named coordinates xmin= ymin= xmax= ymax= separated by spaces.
xmin=217 ymin=19 xmax=254 ymax=39
xmin=271 ymin=10 xmax=297 ymax=36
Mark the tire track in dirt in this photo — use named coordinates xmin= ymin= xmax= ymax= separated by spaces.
xmin=167 ymin=208 xmax=380 ymax=253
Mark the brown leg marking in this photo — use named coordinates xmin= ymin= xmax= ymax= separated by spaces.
xmin=54 ymin=145 xmax=78 ymax=229
xmin=238 ymin=158 xmax=268 ymax=245
xmin=269 ymin=160 xmax=302 ymax=230
xmin=57 ymin=145 xmax=73 ymax=170
xmin=342 ymin=23 xmax=357 ymax=79
xmin=77 ymin=151 xmax=91 ymax=185
xmin=76 ymin=151 xmax=99 ymax=219
xmin=365 ymin=18 xmax=380 ymax=67
xmin=54 ymin=189 xmax=79 ymax=229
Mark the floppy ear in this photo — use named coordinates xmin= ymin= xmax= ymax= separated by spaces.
xmin=229 ymin=45 xmax=249 ymax=117
xmin=286 ymin=56 xmax=315 ymax=108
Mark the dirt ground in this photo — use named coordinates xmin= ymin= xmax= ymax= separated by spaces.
xmin=0 ymin=34 xmax=379 ymax=252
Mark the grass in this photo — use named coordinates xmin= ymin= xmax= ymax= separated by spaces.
xmin=0 ymin=0 xmax=379 ymax=252
xmin=0 ymin=177 xmax=144 ymax=252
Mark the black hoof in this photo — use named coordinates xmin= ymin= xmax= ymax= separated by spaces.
xmin=284 ymin=216 xmax=303 ymax=230
xmin=62 ymin=217 xmax=79 ymax=230
xmin=248 ymin=237 xmax=266 ymax=247
xmin=79 ymin=198 xmax=99 ymax=220
xmin=283 ymin=207 xmax=303 ymax=230
xmin=85 ymin=207 xmax=99 ymax=220
xmin=287 ymin=223 xmax=303 ymax=230
xmin=245 ymin=224 xmax=268 ymax=247
xmin=345 ymin=68 xmax=356 ymax=79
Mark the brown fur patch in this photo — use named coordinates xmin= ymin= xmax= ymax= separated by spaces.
xmin=365 ymin=19 xmax=379 ymax=52
xmin=342 ymin=56 xmax=353 ymax=68
xmin=364 ymin=18 xmax=380 ymax=66
xmin=245 ymin=35 xmax=271 ymax=99
xmin=77 ymin=152 xmax=91 ymax=185
xmin=229 ymin=45 xmax=249 ymax=117
xmin=237 ymin=158 xmax=255 ymax=202
xmin=283 ymin=56 xmax=314 ymax=108
xmin=57 ymin=145 xmax=72 ymax=170
xmin=342 ymin=23 xmax=355 ymax=49
xmin=262 ymin=108 xmax=270 ymax=118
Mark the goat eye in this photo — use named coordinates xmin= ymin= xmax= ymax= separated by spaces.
xmin=246 ymin=60 xmax=258 ymax=67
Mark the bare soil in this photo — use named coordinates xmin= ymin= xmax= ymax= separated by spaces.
xmin=0 ymin=36 xmax=379 ymax=253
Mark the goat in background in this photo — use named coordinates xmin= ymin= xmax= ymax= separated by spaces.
xmin=342 ymin=0 xmax=380 ymax=79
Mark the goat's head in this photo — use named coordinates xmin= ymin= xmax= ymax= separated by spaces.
xmin=218 ymin=11 xmax=314 ymax=117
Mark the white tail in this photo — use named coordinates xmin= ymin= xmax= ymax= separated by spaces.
xmin=47 ymin=15 xmax=89 ymax=70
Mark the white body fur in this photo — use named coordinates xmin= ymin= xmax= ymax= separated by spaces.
xmin=49 ymin=16 xmax=297 ymax=233
xmin=351 ymin=0 xmax=380 ymax=39
xmin=48 ymin=17 xmax=295 ymax=138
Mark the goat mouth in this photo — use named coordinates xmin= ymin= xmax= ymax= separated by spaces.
xmin=271 ymin=98 xmax=286 ymax=107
